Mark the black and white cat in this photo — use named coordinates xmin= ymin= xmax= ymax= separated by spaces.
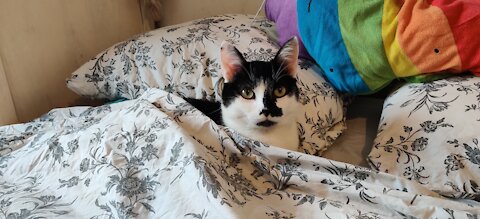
xmin=186 ymin=37 xmax=301 ymax=151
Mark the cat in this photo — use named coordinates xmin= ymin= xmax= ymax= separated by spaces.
xmin=186 ymin=37 xmax=301 ymax=151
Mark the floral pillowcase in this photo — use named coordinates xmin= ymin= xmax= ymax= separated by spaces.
xmin=67 ymin=15 xmax=281 ymax=100
xmin=368 ymin=76 xmax=480 ymax=200
xmin=65 ymin=14 xmax=346 ymax=155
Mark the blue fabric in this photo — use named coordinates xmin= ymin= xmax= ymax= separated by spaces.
xmin=297 ymin=0 xmax=370 ymax=94
xmin=107 ymin=98 xmax=128 ymax=104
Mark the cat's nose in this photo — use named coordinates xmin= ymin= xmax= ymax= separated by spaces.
xmin=259 ymin=109 xmax=271 ymax=117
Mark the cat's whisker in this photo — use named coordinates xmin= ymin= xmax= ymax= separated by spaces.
xmin=222 ymin=97 xmax=236 ymax=102
xmin=249 ymin=63 xmax=253 ymax=76
xmin=204 ymin=108 xmax=222 ymax=115
xmin=240 ymin=65 xmax=255 ymax=81
xmin=275 ymin=73 xmax=290 ymax=81
xmin=274 ymin=58 xmax=287 ymax=75
xmin=273 ymin=61 xmax=288 ymax=80
xmin=270 ymin=62 xmax=275 ymax=76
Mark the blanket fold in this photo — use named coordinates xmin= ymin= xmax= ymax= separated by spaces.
xmin=0 ymin=89 xmax=478 ymax=218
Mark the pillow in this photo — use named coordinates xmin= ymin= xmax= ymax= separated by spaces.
xmin=264 ymin=0 xmax=311 ymax=60
xmin=66 ymin=14 xmax=346 ymax=154
xmin=297 ymin=0 xmax=480 ymax=94
xmin=67 ymin=14 xmax=278 ymax=100
xmin=368 ymin=75 xmax=480 ymax=200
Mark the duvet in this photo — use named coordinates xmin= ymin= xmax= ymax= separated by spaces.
xmin=0 ymin=89 xmax=478 ymax=218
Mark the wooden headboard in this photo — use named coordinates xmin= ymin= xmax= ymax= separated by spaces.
xmin=0 ymin=0 xmax=146 ymax=125
xmin=0 ymin=0 xmax=263 ymax=125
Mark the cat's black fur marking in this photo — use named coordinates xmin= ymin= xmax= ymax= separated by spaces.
xmin=186 ymin=38 xmax=299 ymax=126
xmin=184 ymin=98 xmax=223 ymax=125
xmin=222 ymin=60 xmax=298 ymax=117
xmin=185 ymin=58 xmax=298 ymax=124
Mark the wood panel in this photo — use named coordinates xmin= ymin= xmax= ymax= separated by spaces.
xmin=160 ymin=0 xmax=264 ymax=26
xmin=0 ymin=57 xmax=18 ymax=125
xmin=0 ymin=0 xmax=145 ymax=122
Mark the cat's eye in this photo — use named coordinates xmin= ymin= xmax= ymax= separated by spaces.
xmin=240 ymin=89 xmax=255 ymax=99
xmin=274 ymin=87 xmax=287 ymax=98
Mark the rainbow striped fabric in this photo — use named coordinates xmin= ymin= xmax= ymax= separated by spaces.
xmin=297 ymin=0 xmax=480 ymax=94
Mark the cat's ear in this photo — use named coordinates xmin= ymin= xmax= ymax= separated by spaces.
xmin=274 ymin=37 xmax=299 ymax=77
xmin=220 ymin=41 xmax=246 ymax=82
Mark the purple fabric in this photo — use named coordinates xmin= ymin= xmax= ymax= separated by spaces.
xmin=265 ymin=0 xmax=311 ymax=60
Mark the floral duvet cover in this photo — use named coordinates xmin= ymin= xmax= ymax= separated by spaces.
xmin=0 ymin=89 xmax=478 ymax=218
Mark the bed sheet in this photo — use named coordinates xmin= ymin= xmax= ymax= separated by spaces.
xmin=323 ymin=96 xmax=385 ymax=167
xmin=0 ymin=89 xmax=478 ymax=218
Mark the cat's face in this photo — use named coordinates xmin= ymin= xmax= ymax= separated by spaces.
xmin=219 ymin=38 xmax=300 ymax=131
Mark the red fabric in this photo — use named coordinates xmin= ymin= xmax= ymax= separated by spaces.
xmin=428 ymin=0 xmax=480 ymax=74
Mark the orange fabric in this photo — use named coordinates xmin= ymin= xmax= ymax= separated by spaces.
xmin=396 ymin=0 xmax=462 ymax=74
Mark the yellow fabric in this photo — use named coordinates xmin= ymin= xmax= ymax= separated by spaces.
xmin=381 ymin=0 xmax=419 ymax=77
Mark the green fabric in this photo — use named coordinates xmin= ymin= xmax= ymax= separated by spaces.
xmin=404 ymin=73 xmax=454 ymax=83
xmin=338 ymin=0 xmax=396 ymax=91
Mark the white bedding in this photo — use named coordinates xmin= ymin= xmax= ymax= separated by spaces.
xmin=1 ymin=89 xmax=478 ymax=218
xmin=369 ymin=76 xmax=480 ymax=200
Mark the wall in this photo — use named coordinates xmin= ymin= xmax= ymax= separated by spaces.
xmin=0 ymin=0 xmax=146 ymax=124
xmin=0 ymin=58 xmax=17 ymax=125
xmin=0 ymin=0 xmax=265 ymax=125
xmin=160 ymin=0 xmax=264 ymax=26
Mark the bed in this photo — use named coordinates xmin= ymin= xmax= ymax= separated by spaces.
xmin=1 ymin=4 xmax=480 ymax=219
